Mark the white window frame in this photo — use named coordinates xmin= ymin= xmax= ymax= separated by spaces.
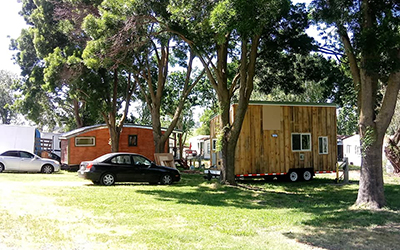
xmin=212 ymin=139 xmax=217 ymax=151
xmin=291 ymin=133 xmax=312 ymax=152
xmin=75 ymin=136 xmax=96 ymax=147
xmin=318 ymin=136 xmax=329 ymax=154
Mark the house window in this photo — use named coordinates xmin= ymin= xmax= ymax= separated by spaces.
xmin=128 ymin=135 xmax=138 ymax=146
xmin=346 ymin=145 xmax=351 ymax=153
xmin=355 ymin=146 xmax=361 ymax=155
xmin=212 ymin=139 xmax=217 ymax=151
xmin=318 ymin=137 xmax=329 ymax=154
xmin=75 ymin=137 xmax=95 ymax=147
xmin=206 ymin=142 xmax=210 ymax=154
xmin=291 ymin=133 xmax=311 ymax=151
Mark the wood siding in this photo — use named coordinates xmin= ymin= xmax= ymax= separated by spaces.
xmin=62 ymin=127 xmax=167 ymax=165
xmin=210 ymin=103 xmax=337 ymax=174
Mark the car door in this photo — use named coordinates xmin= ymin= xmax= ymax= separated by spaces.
xmin=0 ymin=151 xmax=21 ymax=171
xmin=131 ymin=155 xmax=157 ymax=182
xmin=19 ymin=151 xmax=41 ymax=172
xmin=110 ymin=154 xmax=137 ymax=182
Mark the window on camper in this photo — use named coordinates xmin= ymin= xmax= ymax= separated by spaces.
xmin=75 ymin=137 xmax=95 ymax=147
xmin=318 ymin=137 xmax=329 ymax=154
xmin=128 ymin=135 xmax=138 ymax=146
xmin=291 ymin=133 xmax=311 ymax=151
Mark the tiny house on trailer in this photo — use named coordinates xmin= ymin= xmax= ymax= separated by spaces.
xmin=209 ymin=101 xmax=337 ymax=181
xmin=60 ymin=124 xmax=182 ymax=169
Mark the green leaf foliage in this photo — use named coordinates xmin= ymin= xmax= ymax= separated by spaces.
xmin=0 ymin=70 xmax=18 ymax=124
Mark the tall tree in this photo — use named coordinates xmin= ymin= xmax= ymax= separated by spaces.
xmin=312 ymin=0 xmax=400 ymax=208
xmin=13 ymin=0 xmax=137 ymax=151
xmin=169 ymin=0 xmax=313 ymax=184
xmin=0 ymin=70 xmax=17 ymax=124
xmin=82 ymin=1 xmax=205 ymax=153
xmin=11 ymin=0 xmax=104 ymax=130
xmin=255 ymin=53 xmax=352 ymax=103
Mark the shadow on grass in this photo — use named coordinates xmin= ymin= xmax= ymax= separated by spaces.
xmin=136 ymin=173 xmax=400 ymax=250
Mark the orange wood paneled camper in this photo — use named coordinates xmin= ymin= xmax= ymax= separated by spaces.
xmin=60 ymin=124 xmax=181 ymax=168
xmin=209 ymin=102 xmax=337 ymax=181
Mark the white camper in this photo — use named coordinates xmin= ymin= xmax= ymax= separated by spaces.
xmin=0 ymin=125 xmax=41 ymax=154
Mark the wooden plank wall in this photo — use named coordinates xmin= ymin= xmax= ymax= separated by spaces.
xmin=232 ymin=104 xmax=337 ymax=174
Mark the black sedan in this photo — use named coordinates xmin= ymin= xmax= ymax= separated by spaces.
xmin=78 ymin=152 xmax=181 ymax=186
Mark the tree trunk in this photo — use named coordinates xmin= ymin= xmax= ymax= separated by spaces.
xmin=356 ymin=128 xmax=385 ymax=208
xmin=73 ymin=99 xmax=84 ymax=128
xmin=108 ymin=125 xmax=121 ymax=152
xmin=218 ymin=94 xmax=232 ymax=184
xmin=384 ymin=128 xmax=400 ymax=174
xmin=151 ymin=107 xmax=166 ymax=153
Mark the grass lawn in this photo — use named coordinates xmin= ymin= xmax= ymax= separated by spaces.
xmin=0 ymin=170 xmax=399 ymax=250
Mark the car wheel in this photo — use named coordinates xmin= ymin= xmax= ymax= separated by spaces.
xmin=302 ymin=170 xmax=313 ymax=181
xmin=160 ymin=174 xmax=173 ymax=185
xmin=100 ymin=173 xmax=115 ymax=186
xmin=0 ymin=163 xmax=4 ymax=173
xmin=288 ymin=171 xmax=299 ymax=182
xmin=41 ymin=164 xmax=54 ymax=174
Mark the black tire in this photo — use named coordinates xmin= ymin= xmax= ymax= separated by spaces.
xmin=100 ymin=173 xmax=115 ymax=186
xmin=302 ymin=170 xmax=313 ymax=181
xmin=0 ymin=163 xmax=4 ymax=173
xmin=160 ymin=174 xmax=173 ymax=185
xmin=288 ymin=171 xmax=299 ymax=182
xmin=41 ymin=164 xmax=54 ymax=174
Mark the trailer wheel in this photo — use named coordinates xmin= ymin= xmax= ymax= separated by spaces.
xmin=302 ymin=170 xmax=313 ymax=181
xmin=288 ymin=171 xmax=299 ymax=182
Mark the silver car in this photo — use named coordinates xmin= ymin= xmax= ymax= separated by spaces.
xmin=0 ymin=150 xmax=60 ymax=174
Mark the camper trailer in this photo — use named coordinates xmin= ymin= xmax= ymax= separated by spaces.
xmin=209 ymin=102 xmax=337 ymax=181
xmin=60 ymin=124 xmax=182 ymax=169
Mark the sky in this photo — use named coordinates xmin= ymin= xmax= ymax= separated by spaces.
xmin=0 ymin=1 xmax=26 ymax=74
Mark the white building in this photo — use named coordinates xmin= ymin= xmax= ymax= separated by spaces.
xmin=342 ymin=134 xmax=361 ymax=166
xmin=187 ymin=135 xmax=211 ymax=160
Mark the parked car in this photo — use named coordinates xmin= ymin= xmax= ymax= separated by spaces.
xmin=0 ymin=150 xmax=61 ymax=174
xmin=78 ymin=152 xmax=181 ymax=186
xmin=48 ymin=151 xmax=61 ymax=164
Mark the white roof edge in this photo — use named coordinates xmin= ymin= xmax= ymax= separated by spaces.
xmin=60 ymin=124 xmax=183 ymax=139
